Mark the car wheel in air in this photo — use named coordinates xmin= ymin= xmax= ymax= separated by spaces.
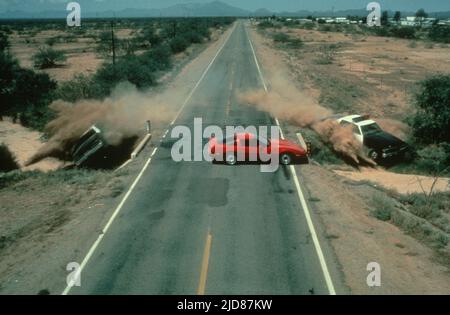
xmin=280 ymin=153 xmax=292 ymax=165
xmin=225 ymin=153 xmax=237 ymax=165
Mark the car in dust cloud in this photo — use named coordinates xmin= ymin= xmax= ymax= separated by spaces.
xmin=71 ymin=125 xmax=137 ymax=169
xmin=337 ymin=115 xmax=410 ymax=163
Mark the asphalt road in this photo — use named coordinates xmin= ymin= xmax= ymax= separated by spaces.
xmin=68 ymin=21 xmax=338 ymax=295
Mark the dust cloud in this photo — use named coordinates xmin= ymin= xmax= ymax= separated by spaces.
xmin=26 ymin=83 xmax=173 ymax=166
xmin=238 ymin=73 xmax=373 ymax=164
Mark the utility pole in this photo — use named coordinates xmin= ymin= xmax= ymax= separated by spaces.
xmin=111 ymin=20 xmax=116 ymax=66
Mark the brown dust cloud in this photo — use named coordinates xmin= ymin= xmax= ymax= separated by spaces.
xmin=26 ymin=83 xmax=173 ymax=165
xmin=238 ymin=73 xmax=375 ymax=165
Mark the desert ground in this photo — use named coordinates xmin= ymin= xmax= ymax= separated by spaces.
xmin=248 ymin=23 xmax=450 ymax=294
xmin=0 ymin=20 xmax=232 ymax=294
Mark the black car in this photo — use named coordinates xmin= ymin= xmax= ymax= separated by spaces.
xmin=338 ymin=115 xmax=410 ymax=164
xmin=71 ymin=125 xmax=137 ymax=169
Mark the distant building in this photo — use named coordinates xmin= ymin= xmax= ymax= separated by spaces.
xmin=438 ymin=19 xmax=450 ymax=26
xmin=335 ymin=17 xmax=350 ymax=24
xmin=401 ymin=16 xmax=419 ymax=26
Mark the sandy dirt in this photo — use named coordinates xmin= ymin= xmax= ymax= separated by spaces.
xmin=263 ymin=26 xmax=450 ymax=121
xmin=248 ymin=24 xmax=450 ymax=294
xmin=335 ymin=168 xmax=449 ymax=195
xmin=301 ymin=165 xmax=450 ymax=294
xmin=9 ymin=29 xmax=104 ymax=82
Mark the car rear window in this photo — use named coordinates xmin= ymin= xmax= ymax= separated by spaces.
xmin=352 ymin=116 xmax=366 ymax=123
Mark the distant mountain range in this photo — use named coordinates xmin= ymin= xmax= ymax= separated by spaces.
xmin=0 ymin=1 xmax=449 ymax=19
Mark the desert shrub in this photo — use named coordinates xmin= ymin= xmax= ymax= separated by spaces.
xmin=400 ymin=193 xmax=445 ymax=221
xmin=424 ymin=41 xmax=434 ymax=49
xmin=372 ymin=27 xmax=391 ymax=37
xmin=428 ymin=25 xmax=450 ymax=43
xmin=6 ymin=67 xmax=56 ymax=130
xmin=169 ymin=36 xmax=189 ymax=54
xmin=0 ymin=53 xmax=18 ymax=116
xmin=410 ymin=75 xmax=450 ymax=145
xmin=391 ymin=207 xmax=449 ymax=249
xmin=415 ymin=145 xmax=449 ymax=175
xmin=390 ymin=27 xmax=416 ymax=39
xmin=94 ymin=56 xmax=156 ymax=95
xmin=301 ymin=22 xmax=316 ymax=30
xmin=315 ymin=44 xmax=338 ymax=64
xmin=1 ymin=50 xmax=56 ymax=128
xmin=55 ymin=74 xmax=100 ymax=102
xmin=0 ymin=143 xmax=19 ymax=172
xmin=371 ymin=192 xmax=395 ymax=221
xmin=288 ymin=38 xmax=304 ymax=48
xmin=258 ymin=20 xmax=274 ymax=29
xmin=273 ymin=32 xmax=290 ymax=43
xmin=140 ymin=44 xmax=172 ymax=71
xmin=45 ymin=37 xmax=57 ymax=46
xmin=138 ymin=25 xmax=162 ymax=47
xmin=318 ymin=25 xmax=332 ymax=32
xmin=184 ymin=31 xmax=204 ymax=44
xmin=0 ymin=31 xmax=9 ymax=51
xmin=33 ymin=47 xmax=66 ymax=69
xmin=408 ymin=41 xmax=417 ymax=48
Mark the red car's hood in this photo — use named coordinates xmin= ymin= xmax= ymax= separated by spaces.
xmin=271 ymin=139 xmax=306 ymax=154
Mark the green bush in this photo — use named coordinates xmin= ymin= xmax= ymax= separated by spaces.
xmin=33 ymin=47 xmax=66 ymax=69
xmin=288 ymin=38 xmax=304 ymax=48
xmin=0 ymin=31 xmax=9 ymax=51
xmin=273 ymin=32 xmax=290 ymax=43
xmin=140 ymin=44 xmax=172 ymax=71
xmin=390 ymin=27 xmax=416 ymax=39
xmin=0 ymin=143 xmax=19 ymax=172
xmin=184 ymin=31 xmax=204 ymax=44
xmin=315 ymin=44 xmax=338 ymax=64
xmin=94 ymin=56 xmax=156 ymax=95
xmin=139 ymin=26 xmax=162 ymax=47
xmin=410 ymin=75 xmax=450 ymax=145
xmin=371 ymin=192 xmax=395 ymax=221
xmin=428 ymin=25 xmax=450 ymax=43
xmin=169 ymin=36 xmax=189 ymax=54
xmin=415 ymin=144 xmax=449 ymax=175
xmin=258 ymin=21 xmax=274 ymax=29
xmin=55 ymin=74 xmax=100 ymax=102
xmin=301 ymin=22 xmax=316 ymax=30
xmin=45 ymin=37 xmax=57 ymax=46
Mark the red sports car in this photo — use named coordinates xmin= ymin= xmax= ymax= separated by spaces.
xmin=207 ymin=132 xmax=309 ymax=165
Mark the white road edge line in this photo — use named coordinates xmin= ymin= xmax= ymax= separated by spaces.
xmin=61 ymin=23 xmax=237 ymax=295
xmin=246 ymin=23 xmax=337 ymax=295
xmin=170 ymin=22 xmax=238 ymax=126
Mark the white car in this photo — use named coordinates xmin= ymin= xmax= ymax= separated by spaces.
xmin=336 ymin=115 xmax=409 ymax=162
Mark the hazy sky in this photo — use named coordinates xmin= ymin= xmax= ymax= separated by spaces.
xmin=0 ymin=0 xmax=449 ymax=12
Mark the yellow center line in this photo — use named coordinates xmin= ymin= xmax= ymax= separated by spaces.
xmin=197 ymin=232 xmax=213 ymax=295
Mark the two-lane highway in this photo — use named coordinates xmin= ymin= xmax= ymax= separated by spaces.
xmin=67 ymin=21 xmax=339 ymax=295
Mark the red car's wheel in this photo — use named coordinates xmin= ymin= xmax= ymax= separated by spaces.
xmin=280 ymin=153 xmax=292 ymax=165
xmin=225 ymin=152 xmax=237 ymax=165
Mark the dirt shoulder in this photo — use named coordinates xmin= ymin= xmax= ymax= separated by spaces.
xmin=248 ymin=24 xmax=450 ymax=294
